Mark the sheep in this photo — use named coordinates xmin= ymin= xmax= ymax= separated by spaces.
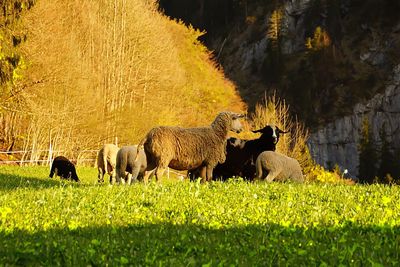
xmin=115 ymin=145 xmax=147 ymax=185
xmin=189 ymin=124 xmax=287 ymax=181
xmin=254 ymin=151 xmax=304 ymax=183
xmin=49 ymin=156 xmax=80 ymax=182
xmin=96 ymin=144 xmax=119 ymax=184
xmin=135 ymin=111 xmax=245 ymax=182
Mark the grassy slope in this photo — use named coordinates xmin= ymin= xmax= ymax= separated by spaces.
xmin=0 ymin=166 xmax=399 ymax=266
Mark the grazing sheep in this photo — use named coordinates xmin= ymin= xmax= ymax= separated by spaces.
xmin=189 ymin=124 xmax=287 ymax=181
xmin=255 ymin=151 xmax=304 ymax=183
xmin=97 ymin=144 xmax=119 ymax=184
xmin=135 ymin=111 xmax=245 ymax=182
xmin=115 ymin=145 xmax=147 ymax=185
xmin=49 ymin=156 xmax=80 ymax=182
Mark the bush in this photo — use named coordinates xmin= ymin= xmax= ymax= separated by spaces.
xmin=247 ymin=94 xmax=350 ymax=184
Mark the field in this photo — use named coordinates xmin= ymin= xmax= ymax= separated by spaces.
xmin=0 ymin=166 xmax=399 ymax=266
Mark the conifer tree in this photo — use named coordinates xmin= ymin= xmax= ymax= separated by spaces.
xmin=377 ymin=126 xmax=395 ymax=183
xmin=358 ymin=117 xmax=377 ymax=183
xmin=263 ymin=7 xmax=284 ymax=83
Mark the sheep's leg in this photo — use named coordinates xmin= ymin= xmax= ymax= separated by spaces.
xmin=187 ymin=169 xmax=196 ymax=181
xmin=71 ymin=168 xmax=80 ymax=182
xmin=129 ymin=164 xmax=141 ymax=185
xmin=125 ymin=172 xmax=132 ymax=185
xmin=103 ymin=157 xmax=108 ymax=177
xmin=49 ymin=164 xmax=56 ymax=178
xmin=127 ymin=169 xmax=137 ymax=185
xmin=115 ymin=171 xmax=122 ymax=185
xmin=119 ymin=173 xmax=126 ymax=185
xmin=98 ymin=168 xmax=104 ymax=183
xmin=265 ymin=171 xmax=280 ymax=183
xmin=154 ymin=167 xmax=166 ymax=182
xmin=205 ymin=166 xmax=213 ymax=182
xmin=254 ymin=159 xmax=264 ymax=181
xmin=110 ymin=169 xmax=116 ymax=184
xmin=196 ymin=166 xmax=207 ymax=183
xmin=143 ymin=169 xmax=155 ymax=184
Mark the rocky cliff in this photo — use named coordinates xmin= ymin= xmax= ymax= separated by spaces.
xmin=159 ymin=0 xmax=400 ymax=178
xmin=309 ymin=64 xmax=400 ymax=177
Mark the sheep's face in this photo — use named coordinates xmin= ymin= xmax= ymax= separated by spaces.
xmin=230 ymin=114 xmax=245 ymax=133
xmin=228 ymin=137 xmax=246 ymax=148
xmin=252 ymin=125 xmax=288 ymax=144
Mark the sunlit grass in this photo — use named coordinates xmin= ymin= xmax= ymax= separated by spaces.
xmin=0 ymin=166 xmax=399 ymax=265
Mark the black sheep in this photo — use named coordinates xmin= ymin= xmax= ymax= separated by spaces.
xmin=49 ymin=156 xmax=80 ymax=182
xmin=189 ymin=125 xmax=287 ymax=181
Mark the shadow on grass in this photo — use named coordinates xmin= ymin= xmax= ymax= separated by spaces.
xmin=0 ymin=165 xmax=102 ymax=191
xmin=0 ymin=172 xmax=95 ymax=192
xmin=0 ymin=172 xmax=66 ymax=191
xmin=0 ymin=223 xmax=399 ymax=266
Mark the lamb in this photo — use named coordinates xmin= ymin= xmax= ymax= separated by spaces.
xmin=96 ymin=144 xmax=119 ymax=184
xmin=49 ymin=156 xmax=80 ymax=182
xmin=215 ymin=124 xmax=288 ymax=180
xmin=254 ymin=151 xmax=304 ymax=183
xmin=190 ymin=124 xmax=287 ymax=181
xmin=115 ymin=145 xmax=147 ymax=185
xmin=135 ymin=111 xmax=245 ymax=182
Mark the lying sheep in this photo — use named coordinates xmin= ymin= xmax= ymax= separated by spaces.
xmin=254 ymin=151 xmax=304 ymax=183
xmin=96 ymin=144 xmax=119 ymax=184
xmin=115 ymin=145 xmax=147 ymax=185
xmin=213 ymin=124 xmax=288 ymax=180
xmin=49 ymin=156 xmax=80 ymax=182
xmin=188 ymin=124 xmax=287 ymax=181
xmin=135 ymin=111 xmax=245 ymax=182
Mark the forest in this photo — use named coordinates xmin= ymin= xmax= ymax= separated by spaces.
xmin=0 ymin=0 xmax=243 ymax=163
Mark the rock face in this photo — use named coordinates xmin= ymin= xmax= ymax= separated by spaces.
xmin=308 ymin=64 xmax=400 ymax=177
xmin=232 ymin=0 xmax=313 ymax=73
xmin=158 ymin=0 xmax=400 ymax=177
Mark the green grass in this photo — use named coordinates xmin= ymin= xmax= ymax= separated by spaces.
xmin=0 ymin=166 xmax=399 ymax=266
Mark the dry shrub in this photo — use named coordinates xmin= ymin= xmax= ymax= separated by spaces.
xmin=6 ymin=0 xmax=244 ymax=162
xmin=245 ymin=94 xmax=310 ymax=168
xmin=247 ymin=94 xmax=350 ymax=183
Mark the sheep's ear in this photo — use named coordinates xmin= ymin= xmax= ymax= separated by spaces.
xmin=276 ymin=126 xmax=289 ymax=134
xmin=252 ymin=125 xmax=270 ymax=133
xmin=233 ymin=113 xmax=245 ymax=119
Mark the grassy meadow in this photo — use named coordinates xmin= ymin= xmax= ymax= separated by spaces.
xmin=0 ymin=166 xmax=399 ymax=266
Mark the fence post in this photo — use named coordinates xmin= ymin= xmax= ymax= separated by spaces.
xmin=48 ymin=143 xmax=53 ymax=169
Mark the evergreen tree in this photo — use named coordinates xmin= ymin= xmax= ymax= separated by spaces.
xmin=358 ymin=117 xmax=377 ymax=183
xmin=263 ymin=8 xmax=284 ymax=84
xmin=393 ymin=148 xmax=400 ymax=184
xmin=377 ymin=126 xmax=397 ymax=183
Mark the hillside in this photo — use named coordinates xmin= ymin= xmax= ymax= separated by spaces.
xmin=0 ymin=0 xmax=245 ymax=160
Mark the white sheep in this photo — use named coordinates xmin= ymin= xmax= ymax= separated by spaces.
xmin=254 ymin=151 xmax=304 ymax=183
xmin=96 ymin=144 xmax=119 ymax=184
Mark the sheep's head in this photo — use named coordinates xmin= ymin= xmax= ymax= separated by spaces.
xmin=228 ymin=137 xmax=246 ymax=148
xmin=229 ymin=113 xmax=245 ymax=133
xmin=252 ymin=125 xmax=288 ymax=144
xmin=212 ymin=112 xmax=245 ymax=135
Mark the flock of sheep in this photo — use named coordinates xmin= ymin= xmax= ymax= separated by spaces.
xmin=49 ymin=111 xmax=304 ymax=183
